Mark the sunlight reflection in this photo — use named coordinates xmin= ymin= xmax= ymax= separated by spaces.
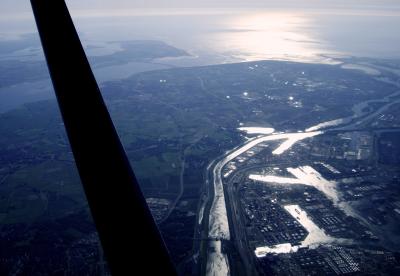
xmin=217 ymin=12 xmax=338 ymax=63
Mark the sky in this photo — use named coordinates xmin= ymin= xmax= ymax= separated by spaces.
xmin=1 ymin=0 xmax=400 ymax=19
xmin=0 ymin=0 xmax=399 ymax=109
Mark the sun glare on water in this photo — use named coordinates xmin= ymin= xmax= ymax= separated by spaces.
xmin=216 ymin=12 xmax=338 ymax=63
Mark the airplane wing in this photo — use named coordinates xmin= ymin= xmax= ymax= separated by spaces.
xmin=30 ymin=0 xmax=176 ymax=274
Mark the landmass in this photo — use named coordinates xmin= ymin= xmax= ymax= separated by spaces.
xmin=0 ymin=57 xmax=399 ymax=275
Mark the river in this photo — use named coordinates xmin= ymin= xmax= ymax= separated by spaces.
xmin=204 ymin=64 xmax=400 ymax=275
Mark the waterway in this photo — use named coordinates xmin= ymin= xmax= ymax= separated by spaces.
xmin=204 ymin=67 xmax=400 ymax=275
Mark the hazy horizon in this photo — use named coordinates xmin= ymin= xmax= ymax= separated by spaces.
xmin=1 ymin=0 xmax=400 ymax=20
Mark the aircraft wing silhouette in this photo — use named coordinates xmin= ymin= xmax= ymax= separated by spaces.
xmin=30 ymin=0 xmax=176 ymax=275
